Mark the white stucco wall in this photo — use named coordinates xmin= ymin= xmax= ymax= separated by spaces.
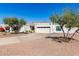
xmin=52 ymin=24 xmax=77 ymax=33
xmin=19 ymin=25 xmax=31 ymax=32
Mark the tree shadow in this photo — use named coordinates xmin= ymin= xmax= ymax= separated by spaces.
xmin=46 ymin=36 xmax=76 ymax=43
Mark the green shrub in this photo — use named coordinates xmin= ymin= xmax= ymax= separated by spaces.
xmin=25 ymin=30 xmax=34 ymax=33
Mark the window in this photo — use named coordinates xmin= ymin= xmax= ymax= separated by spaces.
xmin=37 ymin=27 xmax=50 ymax=28
xmin=56 ymin=26 xmax=61 ymax=31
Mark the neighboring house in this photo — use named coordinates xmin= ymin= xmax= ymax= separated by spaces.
xmin=33 ymin=22 xmax=77 ymax=33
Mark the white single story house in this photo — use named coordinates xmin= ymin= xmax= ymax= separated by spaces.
xmin=0 ymin=22 xmax=78 ymax=34
xmin=33 ymin=22 xmax=78 ymax=33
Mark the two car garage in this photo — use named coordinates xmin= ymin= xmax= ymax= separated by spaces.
xmin=35 ymin=26 xmax=51 ymax=33
xmin=34 ymin=22 xmax=52 ymax=33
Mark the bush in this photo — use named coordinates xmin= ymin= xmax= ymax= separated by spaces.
xmin=28 ymin=30 xmax=34 ymax=33
xmin=24 ymin=30 xmax=34 ymax=34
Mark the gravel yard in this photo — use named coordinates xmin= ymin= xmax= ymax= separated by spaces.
xmin=0 ymin=33 xmax=79 ymax=56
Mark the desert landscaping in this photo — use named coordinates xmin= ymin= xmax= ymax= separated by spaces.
xmin=0 ymin=33 xmax=79 ymax=56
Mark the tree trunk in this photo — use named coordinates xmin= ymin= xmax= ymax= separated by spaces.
xmin=62 ymin=29 xmax=66 ymax=40
xmin=71 ymin=31 xmax=76 ymax=39
xmin=61 ymin=26 xmax=66 ymax=38
xmin=66 ymin=28 xmax=71 ymax=38
xmin=71 ymin=29 xmax=79 ymax=39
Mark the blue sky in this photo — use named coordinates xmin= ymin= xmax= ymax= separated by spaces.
xmin=0 ymin=3 xmax=79 ymax=23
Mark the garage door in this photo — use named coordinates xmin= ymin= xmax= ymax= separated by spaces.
xmin=36 ymin=27 xmax=51 ymax=33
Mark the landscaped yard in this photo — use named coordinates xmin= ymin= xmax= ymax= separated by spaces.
xmin=0 ymin=33 xmax=79 ymax=55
